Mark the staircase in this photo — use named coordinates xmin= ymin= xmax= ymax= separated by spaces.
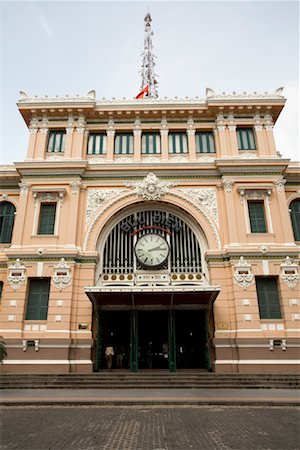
xmin=1 ymin=372 xmax=299 ymax=389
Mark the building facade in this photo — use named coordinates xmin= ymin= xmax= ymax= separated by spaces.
xmin=0 ymin=89 xmax=299 ymax=374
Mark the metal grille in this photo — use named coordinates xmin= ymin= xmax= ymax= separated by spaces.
xmin=102 ymin=211 xmax=202 ymax=274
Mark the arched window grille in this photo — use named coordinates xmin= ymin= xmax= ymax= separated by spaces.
xmin=290 ymin=199 xmax=300 ymax=241
xmin=0 ymin=201 xmax=16 ymax=244
xmin=102 ymin=210 xmax=202 ymax=274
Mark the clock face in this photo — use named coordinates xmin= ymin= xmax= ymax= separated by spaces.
xmin=135 ymin=233 xmax=169 ymax=268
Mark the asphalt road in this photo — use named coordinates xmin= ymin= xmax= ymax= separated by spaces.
xmin=1 ymin=405 xmax=299 ymax=449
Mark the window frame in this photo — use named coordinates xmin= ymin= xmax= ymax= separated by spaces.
xmin=87 ymin=132 xmax=107 ymax=155
xmin=0 ymin=201 xmax=16 ymax=244
xmin=25 ymin=278 xmax=51 ymax=321
xmin=255 ymin=276 xmax=282 ymax=320
xmin=168 ymin=132 xmax=188 ymax=154
xmin=195 ymin=131 xmax=216 ymax=154
xmin=290 ymin=199 xmax=300 ymax=242
xmin=247 ymin=200 xmax=267 ymax=233
xmin=114 ymin=133 xmax=134 ymax=155
xmin=237 ymin=128 xmax=256 ymax=151
xmin=37 ymin=202 xmax=57 ymax=235
xmin=141 ymin=132 xmax=161 ymax=154
xmin=47 ymin=130 xmax=66 ymax=153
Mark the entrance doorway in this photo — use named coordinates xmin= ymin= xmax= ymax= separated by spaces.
xmin=138 ymin=311 xmax=169 ymax=369
xmin=175 ymin=310 xmax=208 ymax=369
xmin=100 ymin=311 xmax=131 ymax=370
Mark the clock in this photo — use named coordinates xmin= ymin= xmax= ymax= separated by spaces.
xmin=135 ymin=233 xmax=169 ymax=268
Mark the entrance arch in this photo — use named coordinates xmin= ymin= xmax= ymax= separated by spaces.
xmin=85 ymin=198 xmax=220 ymax=372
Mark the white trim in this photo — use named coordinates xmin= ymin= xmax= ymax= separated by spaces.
xmin=215 ymin=344 xmax=300 ymax=348
xmin=6 ymin=344 xmax=91 ymax=349
xmin=2 ymin=359 xmax=92 ymax=365
xmin=215 ymin=359 xmax=300 ymax=364
xmin=215 ymin=329 xmax=263 ymax=333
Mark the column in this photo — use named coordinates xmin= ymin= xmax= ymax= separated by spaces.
xmin=215 ymin=115 xmax=227 ymax=157
xmin=274 ymin=179 xmax=295 ymax=243
xmin=64 ymin=116 xmax=75 ymax=159
xmin=26 ymin=118 xmax=38 ymax=159
xmin=95 ymin=304 xmax=102 ymax=371
xmin=160 ymin=119 xmax=169 ymax=161
xmin=35 ymin=117 xmax=48 ymax=160
xmin=67 ymin=181 xmax=82 ymax=247
xmin=12 ymin=182 xmax=30 ymax=246
xmin=187 ymin=119 xmax=196 ymax=160
xmin=130 ymin=308 xmax=138 ymax=372
xmin=168 ymin=308 xmax=176 ymax=372
xmin=227 ymin=115 xmax=239 ymax=157
xmin=222 ymin=178 xmax=239 ymax=245
xmin=72 ymin=115 xmax=86 ymax=159
xmin=133 ymin=119 xmax=142 ymax=161
xmin=106 ymin=120 xmax=115 ymax=161
xmin=264 ymin=115 xmax=277 ymax=156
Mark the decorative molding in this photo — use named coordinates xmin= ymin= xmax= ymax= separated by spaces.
xmin=233 ymin=257 xmax=255 ymax=290
xmin=196 ymin=155 xmax=216 ymax=162
xmin=70 ymin=181 xmax=82 ymax=194
xmin=240 ymin=152 xmax=257 ymax=159
xmin=168 ymin=154 xmax=189 ymax=162
xmin=7 ymin=259 xmax=26 ymax=291
xmin=239 ymin=188 xmax=272 ymax=204
xmin=259 ymin=245 xmax=269 ymax=254
xmin=186 ymin=128 xmax=196 ymax=136
xmin=86 ymin=188 xmax=127 ymax=224
xmin=280 ymin=256 xmax=299 ymax=289
xmin=33 ymin=191 xmax=65 ymax=206
xmin=274 ymin=178 xmax=286 ymax=192
xmin=45 ymin=154 xmax=65 ymax=161
xmin=176 ymin=188 xmax=218 ymax=225
xmin=52 ymin=258 xmax=72 ymax=291
xmin=222 ymin=179 xmax=233 ymax=193
xmin=125 ymin=172 xmax=175 ymax=201
xmin=19 ymin=181 xmax=30 ymax=197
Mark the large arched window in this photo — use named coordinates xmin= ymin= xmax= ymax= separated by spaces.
xmin=0 ymin=201 xmax=16 ymax=243
xmin=290 ymin=199 xmax=300 ymax=241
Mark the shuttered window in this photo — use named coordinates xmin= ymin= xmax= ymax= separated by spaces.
xmin=87 ymin=133 xmax=107 ymax=155
xmin=141 ymin=133 xmax=161 ymax=154
xmin=47 ymin=131 xmax=66 ymax=153
xmin=290 ymin=199 xmax=300 ymax=241
xmin=256 ymin=277 xmax=282 ymax=319
xmin=0 ymin=201 xmax=16 ymax=243
xmin=248 ymin=201 xmax=267 ymax=233
xmin=25 ymin=278 xmax=50 ymax=320
xmin=114 ymin=134 xmax=134 ymax=154
xmin=195 ymin=132 xmax=215 ymax=153
xmin=237 ymin=128 xmax=256 ymax=150
xmin=38 ymin=203 xmax=56 ymax=235
xmin=168 ymin=133 xmax=188 ymax=154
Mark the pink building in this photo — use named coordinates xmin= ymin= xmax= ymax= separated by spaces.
xmin=0 ymin=87 xmax=299 ymax=374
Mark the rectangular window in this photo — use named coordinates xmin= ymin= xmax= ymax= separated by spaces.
xmin=87 ymin=133 xmax=107 ymax=155
xmin=237 ymin=128 xmax=256 ymax=150
xmin=248 ymin=201 xmax=267 ymax=233
xmin=25 ymin=278 xmax=50 ymax=320
xmin=195 ymin=131 xmax=215 ymax=153
xmin=0 ymin=281 xmax=3 ymax=300
xmin=141 ymin=133 xmax=161 ymax=154
xmin=168 ymin=133 xmax=188 ymax=154
xmin=38 ymin=203 xmax=56 ymax=235
xmin=47 ymin=131 xmax=66 ymax=153
xmin=114 ymin=134 xmax=134 ymax=154
xmin=256 ymin=277 xmax=282 ymax=319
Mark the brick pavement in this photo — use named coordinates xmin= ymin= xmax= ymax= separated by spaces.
xmin=0 ymin=405 xmax=299 ymax=450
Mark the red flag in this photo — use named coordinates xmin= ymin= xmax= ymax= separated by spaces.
xmin=136 ymin=85 xmax=149 ymax=99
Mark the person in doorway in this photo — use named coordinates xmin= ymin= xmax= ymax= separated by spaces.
xmin=105 ymin=345 xmax=114 ymax=369
xmin=147 ymin=344 xmax=153 ymax=369
xmin=116 ymin=345 xmax=124 ymax=369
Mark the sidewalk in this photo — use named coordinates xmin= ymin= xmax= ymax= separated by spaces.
xmin=1 ymin=387 xmax=299 ymax=406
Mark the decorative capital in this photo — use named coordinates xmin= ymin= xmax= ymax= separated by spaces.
xmin=274 ymin=178 xmax=286 ymax=192
xmin=125 ymin=172 xmax=175 ymax=201
xmin=233 ymin=257 xmax=254 ymax=290
xmin=187 ymin=128 xmax=196 ymax=136
xmin=70 ymin=181 xmax=83 ymax=194
xmin=133 ymin=129 xmax=142 ymax=137
xmin=19 ymin=181 xmax=30 ymax=196
xmin=280 ymin=256 xmax=299 ymax=289
xmin=7 ymin=259 xmax=26 ymax=291
xmin=222 ymin=179 xmax=233 ymax=193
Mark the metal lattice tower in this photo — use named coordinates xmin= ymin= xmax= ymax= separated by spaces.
xmin=140 ymin=13 xmax=158 ymax=98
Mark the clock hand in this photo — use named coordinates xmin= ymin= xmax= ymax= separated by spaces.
xmin=148 ymin=246 xmax=167 ymax=252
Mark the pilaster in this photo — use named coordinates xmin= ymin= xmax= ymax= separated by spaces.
xmin=65 ymin=116 xmax=75 ymax=159
xmin=254 ymin=114 xmax=266 ymax=156
xmin=72 ymin=115 xmax=86 ymax=159
xmin=274 ymin=179 xmax=295 ymax=243
xmin=26 ymin=118 xmax=38 ymax=160
xmin=264 ymin=114 xmax=277 ymax=156
xmin=215 ymin=115 xmax=227 ymax=157
xmin=187 ymin=119 xmax=196 ymax=160
xmin=160 ymin=119 xmax=169 ymax=161
xmin=227 ymin=115 xmax=239 ymax=156
xmin=35 ymin=117 xmax=49 ymax=160
xmin=106 ymin=120 xmax=115 ymax=161
xmin=133 ymin=119 xmax=142 ymax=161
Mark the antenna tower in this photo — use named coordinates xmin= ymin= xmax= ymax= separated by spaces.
xmin=140 ymin=13 xmax=158 ymax=98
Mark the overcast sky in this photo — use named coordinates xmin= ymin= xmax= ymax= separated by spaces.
xmin=1 ymin=0 xmax=299 ymax=164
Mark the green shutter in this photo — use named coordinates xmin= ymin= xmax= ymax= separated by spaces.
xmin=26 ymin=278 xmax=50 ymax=320
xmin=47 ymin=131 xmax=65 ymax=153
xmin=87 ymin=133 xmax=106 ymax=155
xmin=290 ymin=200 xmax=300 ymax=241
xmin=38 ymin=203 xmax=56 ymax=235
xmin=237 ymin=128 xmax=256 ymax=150
xmin=196 ymin=132 xmax=215 ymax=153
xmin=0 ymin=202 xmax=16 ymax=243
xmin=114 ymin=134 xmax=133 ymax=154
xmin=256 ymin=277 xmax=282 ymax=319
xmin=248 ymin=201 xmax=267 ymax=233
xmin=0 ymin=282 xmax=3 ymax=300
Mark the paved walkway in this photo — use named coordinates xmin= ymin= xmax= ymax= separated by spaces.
xmin=1 ymin=388 xmax=299 ymax=406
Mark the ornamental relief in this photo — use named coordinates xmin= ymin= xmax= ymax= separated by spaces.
xmin=176 ymin=188 xmax=219 ymax=225
xmin=125 ymin=173 xmax=175 ymax=201
xmin=86 ymin=188 xmax=127 ymax=225
xmin=7 ymin=259 xmax=26 ymax=291
xmin=280 ymin=256 xmax=299 ymax=289
xmin=51 ymin=258 xmax=72 ymax=291
xmin=233 ymin=257 xmax=255 ymax=290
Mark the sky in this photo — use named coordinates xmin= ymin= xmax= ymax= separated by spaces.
xmin=0 ymin=0 xmax=299 ymax=164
